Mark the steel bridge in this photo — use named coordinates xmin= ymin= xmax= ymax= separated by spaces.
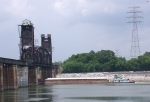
xmin=0 ymin=19 xmax=58 ymax=91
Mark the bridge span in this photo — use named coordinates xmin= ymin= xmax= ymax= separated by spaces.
xmin=0 ymin=19 xmax=58 ymax=91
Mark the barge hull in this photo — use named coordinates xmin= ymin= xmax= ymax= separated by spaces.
xmin=45 ymin=78 xmax=109 ymax=85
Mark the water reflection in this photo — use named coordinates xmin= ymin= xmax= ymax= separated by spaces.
xmin=27 ymin=86 xmax=53 ymax=102
xmin=0 ymin=90 xmax=18 ymax=102
xmin=0 ymin=83 xmax=150 ymax=102
xmin=0 ymin=86 xmax=54 ymax=102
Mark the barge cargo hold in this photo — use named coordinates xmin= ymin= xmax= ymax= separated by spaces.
xmin=45 ymin=78 xmax=109 ymax=85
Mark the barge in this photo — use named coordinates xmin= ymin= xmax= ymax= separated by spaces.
xmin=45 ymin=78 xmax=109 ymax=85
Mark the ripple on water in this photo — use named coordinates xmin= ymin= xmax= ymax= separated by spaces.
xmin=66 ymin=96 xmax=150 ymax=102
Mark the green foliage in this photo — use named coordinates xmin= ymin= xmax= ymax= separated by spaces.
xmin=62 ymin=50 xmax=150 ymax=73
xmin=126 ymin=58 xmax=140 ymax=71
xmin=143 ymin=52 xmax=150 ymax=56
xmin=138 ymin=56 xmax=150 ymax=70
xmin=62 ymin=61 xmax=85 ymax=73
xmin=115 ymin=57 xmax=127 ymax=71
xmin=96 ymin=50 xmax=115 ymax=63
xmin=53 ymin=61 xmax=63 ymax=66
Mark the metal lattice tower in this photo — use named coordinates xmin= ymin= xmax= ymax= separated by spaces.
xmin=115 ymin=49 xmax=120 ymax=57
xmin=127 ymin=6 xmax=143 ymax=58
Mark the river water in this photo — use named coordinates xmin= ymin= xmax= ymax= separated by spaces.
xmin=0 ymin=83 xmax=150 ymax=102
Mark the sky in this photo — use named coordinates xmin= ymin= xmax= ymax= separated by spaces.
xmin=0 ymin=0 xmax=150 ymax=62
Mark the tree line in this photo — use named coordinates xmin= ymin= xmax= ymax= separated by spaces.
xmin=54 ymin=50 xmax=150 ymax=73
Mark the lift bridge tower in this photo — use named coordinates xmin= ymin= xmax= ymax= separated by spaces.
xmin=18 ymin=19 xmax=52 ymax=65
xmin=18 ymin=19 xmax=34 ymax=61
xmin=127 ymin=6 xmax=143 ymax=58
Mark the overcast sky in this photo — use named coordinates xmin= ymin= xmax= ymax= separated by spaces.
xmin=0 ymin=0 xmax=150 ymax=62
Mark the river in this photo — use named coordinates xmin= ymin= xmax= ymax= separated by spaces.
xmin=0 ymin=83 xmax=150 ymax=102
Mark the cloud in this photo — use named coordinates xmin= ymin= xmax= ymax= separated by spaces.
xmin=0 ymin=0 xmax=150 ymax=61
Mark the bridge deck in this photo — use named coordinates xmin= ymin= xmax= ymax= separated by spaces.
xmin=0 ymin=57 xmax=51 ymax=67
xmin=0 ymin=57 xmax=27 ymax=66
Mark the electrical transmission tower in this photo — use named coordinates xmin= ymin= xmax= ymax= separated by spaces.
xmin=127 ymin=6 xmax=143 ymax=58
xmin=115 ymin=49 xmax=120 ymax=57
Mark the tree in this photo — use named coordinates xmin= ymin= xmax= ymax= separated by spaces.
xmin=53 ymin=61 xmax=63 ymax=66
xmin=61 ymin=50 xmax=150 ymax=73
xmin=126 ymin=58 xmax=140 ymax=71
xmin=96 ymin=50 xmax=115 ymax=63
xmin=115 ymin=57 xmax=127 ymax=71
xmin=62 ymin=61 xmax=85 ymax=73
xmin=138 ymin=56 xmax=150 ymax=71
xmin=143 ymin=52 xmax=150 ymax=56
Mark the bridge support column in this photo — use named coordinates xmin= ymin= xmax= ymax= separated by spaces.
xmin=0 ymin=63 xmax=3 ymax=91
xmin=3 ymin=64 xmax=8 ymax=90
xmin=41 ymin=68 xmax=52 ymax=80
xmin=48 ymin=68 xmax=52 ymax=78
xmin=28 ymin=67 xmax=38 ymax=86
xmin=41 ymin=68 xmax=46 ymax=80
xmin=17 ymin=66 xmax=28 ymax=87
xmin=3 ymin=64 xmax=18 ymax=90
xmin=11 ymin=65 xmax=18 ymax=89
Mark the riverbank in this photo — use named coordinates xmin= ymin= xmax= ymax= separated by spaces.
xmin=56 ymin=71 xmax=150 ymax=82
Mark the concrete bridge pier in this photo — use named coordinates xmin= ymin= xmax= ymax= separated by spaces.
xmin=0 ymin=63 xmax=3 ymax=91
xmin=2 ymin=64 xmax=18 ymax=90
xmin=28 ymin=67 xmax=38 ymax=86
xmin=12 ymin=65 xmax=18 ymax=89
xmin=17 ymin=66 xmax=28 ymax=87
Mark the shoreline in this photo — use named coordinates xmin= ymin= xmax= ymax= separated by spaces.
xmin=45 ymin=71 xmax=150 ymax=85
xmin=56 ymin=71 xmax=150 ymax=82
